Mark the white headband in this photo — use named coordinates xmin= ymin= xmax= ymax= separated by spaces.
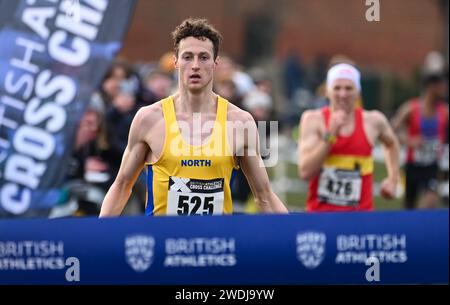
xmin=326 ymin=63 xmax=361 ymax=92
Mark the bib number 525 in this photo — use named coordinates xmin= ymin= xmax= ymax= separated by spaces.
xmin=177 ymin=195 xmax=214 ymax=215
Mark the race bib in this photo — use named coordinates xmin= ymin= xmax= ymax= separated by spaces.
xmin=167 ymin=176 xmax=224 ymax=216
xmin=414 ymin=138 xmax=440 ymax=165
xmin=317 ymin=167 xmax=362 ymax=206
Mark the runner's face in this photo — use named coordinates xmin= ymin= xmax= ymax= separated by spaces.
xmin=102 ymin=67 xmax=126 ymax=98
xmin=328 ymin=79 xmax=359 ymax=112
xmin=430 ymin=80 xmax=447 ymax=101
xmin=175 ymin=37 xmax=217 ymax=94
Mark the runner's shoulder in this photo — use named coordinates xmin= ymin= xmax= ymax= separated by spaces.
xmin=363 ymin=109 xmax=389 ymax=128
xmin=300 ymin=109 xmax=323 ymax=126
xmin=136 ymin=101 xmax=164 ymax=124
xmin=227 ymin=102 xmax=255 ymax=124
xmin=134 ymin=101 xmax=164 ymax=129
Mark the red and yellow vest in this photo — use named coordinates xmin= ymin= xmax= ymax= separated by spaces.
xmin=307 ymin=107 xmax=374 ymax=211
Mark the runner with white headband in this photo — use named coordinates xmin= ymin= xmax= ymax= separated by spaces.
xmin=297 ymin=63 xmax=401 ymax=211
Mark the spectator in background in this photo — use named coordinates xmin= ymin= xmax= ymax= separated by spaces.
xmin=137 ymin=52 xmax=177 ymax=106
xmin=63 ymin=60 xmax=136 ymax=216
xmin=214 ymin=76 xmax=243 ymax=108
xmin=243 ymin=89 xmax=273 ymax=123
xmin=249 ymin=67 xmax=273 ymax=96
xmin=64 ymin=107 xmax=110 ymax=216
xmin=90 ymin=60 xmax=133 ymax=115
xmin=105 ymin=73 xmax=143 ymax=183
xmin=391 ymin=52 xmax=448 ymax=209
xmin=215 ymin=54 xmax=255 ymax=98
xmin=248 ymin=67 xmax=280 ymax=131
xmin=281 ymin=52 xmax=311 ymax=132
xmin=282 ymin=51 xmax=304 ymax=102
xmin=231 ymin=89 xmax=274 ymax=212
xmin=141 ymin=70 xmax=174 ymax=105
xmin=104 ymin=69 xmax=148 ymax=213
xmin=72 ymin=108 xmax=109 ymax=181
xmin=158 ymin=51 xmax=177 ymax=77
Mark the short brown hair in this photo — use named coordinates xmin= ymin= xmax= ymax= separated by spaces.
xmin=172 ymin=18 xmax=222 ymax=60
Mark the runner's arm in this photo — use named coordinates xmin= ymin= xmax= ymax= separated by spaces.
xmin=375 ymin=111 xmax=400 ymax=198
xmin=297 ymin=111 xmax=331 ymax=180
xmin=390 ymin=102 xmax=411 ymax=146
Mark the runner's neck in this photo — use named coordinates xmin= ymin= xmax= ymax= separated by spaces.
xmin=330 ymin=107 xmax=356 ymax=124
xmin=174 ymin=91 xmax=217 ymax=114
xmin=422 ymin=93 xmax=439 ymax=116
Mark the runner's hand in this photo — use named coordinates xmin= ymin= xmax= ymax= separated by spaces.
xmin=328 ymin=109 xmax=346 ymax=135
xmin=380 ymin=178 xmax=397 ymax=199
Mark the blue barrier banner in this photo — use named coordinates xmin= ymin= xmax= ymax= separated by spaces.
xmin=0 ymin=0 xmax=136 ymax=217
xmin=0 ymin=210 xmax=448 ymax=284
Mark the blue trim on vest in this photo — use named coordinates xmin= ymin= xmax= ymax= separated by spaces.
xmin=145 ymin=165 xmax=154 ymax=216
xmin=229 ymin=168 xmax=238 ymax=193
xmin=420 ymin=115 xmax=439 ymax=138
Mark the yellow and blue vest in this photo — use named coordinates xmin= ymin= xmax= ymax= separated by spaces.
xmin=145 ymin=96 xmax=238 ymax=216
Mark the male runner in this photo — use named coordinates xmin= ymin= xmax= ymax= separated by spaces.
xmin=391 ymin=70 xmax=448 ymax=209
xmin=100 ymin=18 xmax=288 ymax=216
xmin=298 ymin=63 xmax=400 ymax=211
